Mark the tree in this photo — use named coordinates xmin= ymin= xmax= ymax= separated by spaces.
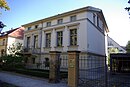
xmin=8 ymin=42 xmax=23 ymax=55
xmin=0 ymin=0 xmax=10 ymax=11
xmin=125 ymin=0 xmax=130 ymax=15
xmin=126 ymin=40 xmax=130 ymax=53
xmin=0 ymin=42 xmax=25 ymax=70
xmin=0 ymin=0 xmax=10 ymax=33
xmin=107 ymin=47 xmax=119 ymax=66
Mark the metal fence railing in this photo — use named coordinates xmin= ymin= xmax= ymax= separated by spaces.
xmin=78 ymin=55 xmax=106 ymax=87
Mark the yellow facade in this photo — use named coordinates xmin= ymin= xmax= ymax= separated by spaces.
xmin=0 ymin=35 xmax=8 ymax=57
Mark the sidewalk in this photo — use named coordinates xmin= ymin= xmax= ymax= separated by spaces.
xmin=0 ymin=71 xmax=68 ymax=87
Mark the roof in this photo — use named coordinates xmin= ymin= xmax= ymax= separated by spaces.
xmin=110 ymin=53 xmax=130 ymax=59
xmin=107 ymin=35 xmax=126 ymax=52
xmin=0 ymin=27 xmax=25 ymax=39
xmin=22 ymin=6 xmax=109 ymax=32
xmin=0 ymin=28 xmax=17 ymax=37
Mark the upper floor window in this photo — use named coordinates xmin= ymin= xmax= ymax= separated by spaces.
xmin=28 ymin=27 xmax=31 ymax=30
xmin=35 ymin=25 xmax=38 ymax=28
xmin=108 ymin=42 xmax=114 ymax=46
xmin=3 ymin=39 xmax=5 ymax=45
xmin=97 ymin=16 xmax=99 ymax=27
xmin=70 ymin=15 xmax=76 ymax=22
xmin=27 ymin=37 xmax=30 ymax=48
xmin=46 ymin=22 xmax=51 ymax=27
xmin=57 ymin=31 xmax=63 ymax=46
xmin=70 ymin=29 xmax=77 ymax=46
xmin=57 ymin=19 xmax=63 ymax=24
xmin=93 ymin=13 xmax=96 ymax=24
xmin=46 ymin=33 xmax=51 ymax=47
xmin=34 ymin=35 xmax=38 ymax=48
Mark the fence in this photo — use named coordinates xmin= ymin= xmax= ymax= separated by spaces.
xmin=78 ymin=54 xmax=106 ymax=87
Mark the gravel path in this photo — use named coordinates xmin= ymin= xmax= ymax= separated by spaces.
xmin=0 ymin=71 xmax=68 ymax=87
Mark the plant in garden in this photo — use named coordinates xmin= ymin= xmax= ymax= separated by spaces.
xmin=1 ymin=42 xmax=25 ymax=70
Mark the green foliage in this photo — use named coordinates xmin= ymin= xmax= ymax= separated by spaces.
xmin=0 ymin=0 xmax=10 ymax=11
xmin=126 ymin=40 xmax=130 ymax=53
xmin=107 ymin=47 xmax=119 ymax=66
xmin=108 ymin=47 xmax=119 ymax=54
xmin=0 ymin=42 xmax=25 ymax=70
xmin=8 ymin=42 xmax=23 ymax=55
xmin=1 ymin=55 xmax=25 ymax=70
xmin=15 ymin=69 xmax=49 ymax=78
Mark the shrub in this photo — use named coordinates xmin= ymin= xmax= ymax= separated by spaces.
xmin=15 ymin=69 xmax=49 ymax=78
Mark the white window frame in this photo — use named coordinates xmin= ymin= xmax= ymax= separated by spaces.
xmin=45 ymin=33 xmax=51 ymax=47
xmin=70 ymin=29 xmax=77 ymax=46
xmin=70 ymin=15 xmax=76 ymax=22
xmin=56 ymin=31 xmax=63 ymax=47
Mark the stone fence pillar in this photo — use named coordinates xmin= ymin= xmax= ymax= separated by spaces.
xmin=49 ymin=51 xmax=61 ymax=83
xmin=68 ymin=51 xmax=80 ymax=87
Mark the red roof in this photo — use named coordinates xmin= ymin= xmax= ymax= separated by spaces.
xmin=8 ymin=27 xmax=25 ymax=39
xmin=0 ymin=27 xmax=25 ymax=39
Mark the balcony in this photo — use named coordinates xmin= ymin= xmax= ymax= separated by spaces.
xmin=23 ymin=47 xmax=41 ymax=54
xmin=32 ymin=48 xmax=41 ymax=54
xmin=23 ymin=48 xmax=32 ymax=54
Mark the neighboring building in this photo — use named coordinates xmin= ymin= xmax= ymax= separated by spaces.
xmin=22 ymin=6 xmax=109 ymax=70
xmin=0 ymin=27 xmax=25 ymax=57
xmin=107 ymin=36 xmax=126 ymax=54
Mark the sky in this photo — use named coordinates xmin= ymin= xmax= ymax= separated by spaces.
xmin=0 ymin=0 xmax=130 ymax=46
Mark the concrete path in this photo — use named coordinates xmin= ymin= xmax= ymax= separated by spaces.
xmin=0 ymin=71 xmax=68 ymax=87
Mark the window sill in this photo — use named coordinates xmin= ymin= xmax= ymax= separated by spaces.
xmin=68 ymin=45 xmax=79 ymax=51
xmin=54 ymin=46 xmax=64 ymax=48
xmin=68 ymin=45 xmax=79 ymax=47
xmin=43 ymin=47 xmax=51 ymax=49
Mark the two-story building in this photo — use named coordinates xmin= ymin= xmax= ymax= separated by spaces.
xmin=0 ymin=27 xmax=24 ymax=57
xmin=22 ymin=6 xmax=109 ymax=70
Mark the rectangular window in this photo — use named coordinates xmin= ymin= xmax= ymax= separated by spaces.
xmin=70 ymin=15 xmax=76 ymax=22
xmin=3 ymin=39 xmax=5 ymax=45
xmin=57 ymin=19 xmax=63 ymax=24
xmin=70 ymin=29 xmax=77 ymax=46
xmin=57 ymin=31 xmax=63 ymax=46
xmin=27 ymin=37 xmax=30 ymax=48
xmin=32 ymin=58 xmax=35 ymax=64
xmin=93 ymin=13 xmax=96 ymax=24
xmin=46 ymin=22 xmax=51 ymax=27
xmin=97 ymin=16 xmax=99 ymax=27
xmin=35 ymin=25 xmax=38 ymax=28
xmin=34 ymin=35 xmax=38 ymax=48
xmin=46 ymin=33 xmax=51 ymax=47
xmin=28 ymin=27 xmax=31 ymax=30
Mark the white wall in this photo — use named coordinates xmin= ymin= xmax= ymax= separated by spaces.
xmin=7 ymin=36 xmax=23 ymax=54
xmin=86 ymin=12 xmax=106 ymax=55
xmin=107 ymin=36 xmax=126 ymax=53
xmin=24 ymin=11 xmax=107 ymax=56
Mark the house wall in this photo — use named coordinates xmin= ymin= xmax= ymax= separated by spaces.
xmin=24 ymin=11 xmax=88 ymax=53
xmin=0 ymin=37 xmax=8 ymax=57
xmin=107 ymin=36 xmax=126 ymax=53
xmin=6 ymin=36 xmax=23 ymax=54
xmin=87 ymin=12 xmax=106 ymax=56
xmin=24 ymin=29 xmax=41 ymax=49
xmin=22 ymin=7 xmax=108 ymax=68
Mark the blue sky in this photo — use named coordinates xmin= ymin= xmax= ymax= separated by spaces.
xmin=1 ymin=0 xmax=130 ymax=46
